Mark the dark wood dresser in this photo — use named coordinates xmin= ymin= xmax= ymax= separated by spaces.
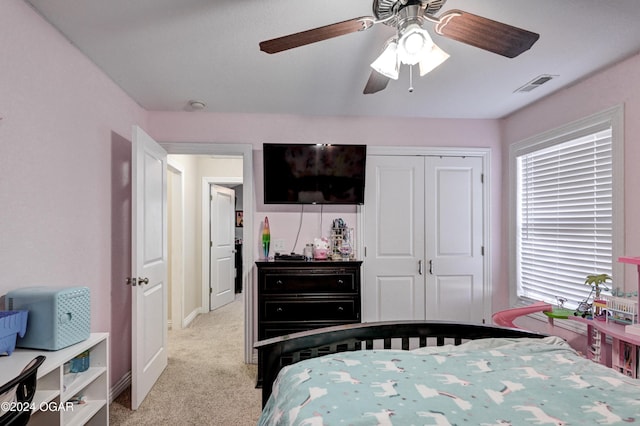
xmin=255 ymin=259 xmax=362 ymax=385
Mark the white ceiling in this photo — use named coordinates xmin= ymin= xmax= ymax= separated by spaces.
xmin=26 ymin=0 xmax=640 ymax=119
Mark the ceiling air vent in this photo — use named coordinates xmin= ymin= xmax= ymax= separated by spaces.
xmin=514 ymin=74 xmax=557 ymax=93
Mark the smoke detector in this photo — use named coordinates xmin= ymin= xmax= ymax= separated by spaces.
xmin=188 ymin=100 xmax=206 ymax=110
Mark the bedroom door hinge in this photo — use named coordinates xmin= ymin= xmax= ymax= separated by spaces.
xmin=480 ymin=173 xmax=484 ymax=184
xmin=481 ymin=246 xmax=485 ymax=256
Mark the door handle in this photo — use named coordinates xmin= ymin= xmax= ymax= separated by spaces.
xmin=126 ymin=277 xmax=149 ymax=286
xmin=418 ymin=260 xmax=423 ymax=275
xmin=429 ymin=260 xmax=433 ymax=275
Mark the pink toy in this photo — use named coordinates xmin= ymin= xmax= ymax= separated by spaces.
xmin=313 ymin=237 xmax=329 ymax=260
xmin=492 ymin=301 xmax=552 ymax=329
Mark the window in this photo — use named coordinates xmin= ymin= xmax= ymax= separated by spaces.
xmin=510 ymin=107 xmax=623 ymax=309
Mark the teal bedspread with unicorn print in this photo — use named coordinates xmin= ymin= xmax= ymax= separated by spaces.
xmin=258 ymin=336 xmax=640 ymax=425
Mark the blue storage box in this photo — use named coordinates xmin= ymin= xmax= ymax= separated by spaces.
xmin=0 ymin=310 xmax=28 ymax=355
xmin=4 ymin=287 xmax=90 ymax=350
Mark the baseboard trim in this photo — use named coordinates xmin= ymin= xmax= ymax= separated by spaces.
xmin=183 ymin=308 xmax=199 ymax=328
xmin=110 ymin=371 xmax=131 ymax=403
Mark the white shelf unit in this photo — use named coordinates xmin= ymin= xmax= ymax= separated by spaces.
xmin=0 ymin=333 xmax=109 ymax=426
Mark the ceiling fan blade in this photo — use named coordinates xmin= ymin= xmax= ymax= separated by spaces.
xmin=260 ymin=17 xmax=375 ymax=54
xmin=363 ymin=70 xmax=390 ymax=94
xmin=435 ymin=9 xmax=539 ymax=58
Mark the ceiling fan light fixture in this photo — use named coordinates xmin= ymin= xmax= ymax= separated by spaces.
xmin=418 ymin=43 xmax=450 ymax=76
xmin=397 ymin=23 xmax=432 ymax=65
xmin=370 ymin=39 xmax=400 ymax=80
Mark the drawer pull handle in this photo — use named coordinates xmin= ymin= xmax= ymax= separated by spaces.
xmin=276 ymin=307 xmax=283 ymax=313
xmin=276 ymin=280 xmax=284 ymax=285
xmin=337 ymin=279 xmax=344 ymax=285
xmin=337 ymin=306 xmax=344 ymax=312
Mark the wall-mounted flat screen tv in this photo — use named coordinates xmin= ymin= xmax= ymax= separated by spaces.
xmin=263 ymin=143 xmax=367 ymax=204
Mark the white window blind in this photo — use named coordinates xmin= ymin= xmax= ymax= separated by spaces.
xmin=516 ymin=128 xmax=612 ymax=309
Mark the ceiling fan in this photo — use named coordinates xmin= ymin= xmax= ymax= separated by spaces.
xmin=259 ymin=0 xmax=540 ymax=94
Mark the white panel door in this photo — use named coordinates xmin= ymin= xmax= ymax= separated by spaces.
xmin=363 ymin=154 xmax=486 ymax=324
xmin=209 ymin=184 xmax=236 ymax=310
xmin=363 ymin=156 xmax=425 ymax=321
xmin=131 ymin=126 xmax=168 ymax=410
xmin=424 ymin=156 xmax=484 ymax=322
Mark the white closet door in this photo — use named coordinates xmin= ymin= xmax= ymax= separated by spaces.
xmin=424 ymin=156 xmax=485 ymax=323
xmin=363 ymin=155 xmax=425 ymax=321
xmin=363 ymin=154 xmax=486 ymax=324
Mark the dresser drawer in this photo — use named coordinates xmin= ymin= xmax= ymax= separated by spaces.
xmin=262 ymin=299 xmax=358 ymax=321
xmin=262 ymin=270 xmax=357 ymax=293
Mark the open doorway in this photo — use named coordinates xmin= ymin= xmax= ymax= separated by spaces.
xmin=167 ymin=156 xmax=243 ymax=313
xmin=162 ymin=143 xmax=254 ymax=364
xmin=207 ymin=181 xmax=241 ymax=311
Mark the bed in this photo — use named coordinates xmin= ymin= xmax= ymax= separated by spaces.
xmin=255 ymin=320 xmax=640 ymax=425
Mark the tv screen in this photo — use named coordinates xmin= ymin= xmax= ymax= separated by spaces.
xmin=263 ymin=143 xmax=367 ymax=204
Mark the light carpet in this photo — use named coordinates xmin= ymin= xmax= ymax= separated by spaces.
xmin=109 ymin=297 xmax=262 ymax=425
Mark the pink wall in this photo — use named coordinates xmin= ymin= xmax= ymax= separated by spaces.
xmin=148 ymin=113 xmax=503 ymax=298
xmin=0 ymin=1 xmax=147 ymax=387
xmin=148 ymin=112 xmax=499 ymax=148
xmin=500 ymin=52 xmax=640 ymax=335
